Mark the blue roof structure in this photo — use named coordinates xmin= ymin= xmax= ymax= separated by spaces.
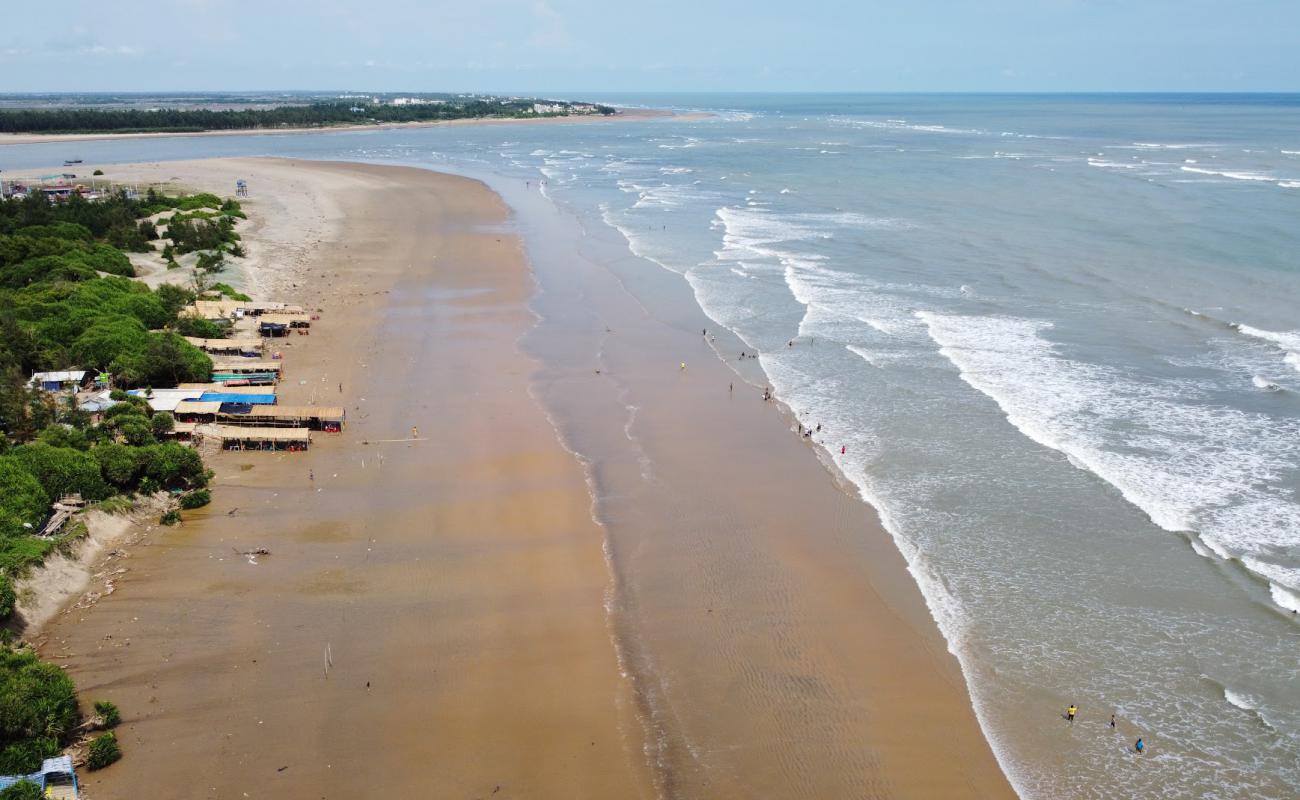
xmin=0 ymin=755 xmax=78 ymax=794
xmin=199 ymin=393 xmax=277 ymax=405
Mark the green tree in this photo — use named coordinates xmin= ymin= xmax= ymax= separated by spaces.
xmin=0 ymin=460 xmax=48 ymax=539
xmin=154 ymin=283 xmax=194 ymax=319
xmin=92 ymin=443 xmax=143 ymax=490
xmin=150 ymin=413 xmax=174 ymax=436
xmin=69 ymin=317 xmax=149 ymax=372
xmin=0 ymin=648 xmax=79 ymax=774
xmin=4 ymin=443 xmax=109 ymax=502
xmin=141 ymin=443 xmax=206 ymax=489
xmin=35 ymin=424 xmax=89 ymax=451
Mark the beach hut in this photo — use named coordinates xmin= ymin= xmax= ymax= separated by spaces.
xmin=199 ymin=424 xmax=311 ymax=451
xmin=183 ymin=336 xmax=265 ymax=357
xmin=210 ymin=359 xmax=283 ymax=376
xmin=217 ymin=404 xmax=345 ymax=431
xmin=173 ymin=400 xmax=223 ymax=423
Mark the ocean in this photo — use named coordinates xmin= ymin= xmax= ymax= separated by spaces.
xmin=5 ymin=93 xmax=1298 ymax=798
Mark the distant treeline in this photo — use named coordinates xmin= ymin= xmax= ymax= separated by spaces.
xmin=0 ymin=99 xmax=616 ymax=134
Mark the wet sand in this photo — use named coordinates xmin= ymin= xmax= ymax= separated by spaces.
xmin=29 ymin=157 xmax=1014 ymax=798
xmin=499 ymin=175 xmax=1018 ymax=799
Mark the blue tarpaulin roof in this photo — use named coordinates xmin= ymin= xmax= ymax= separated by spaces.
xmin=199 ymin=392 xmax=276 ymax=405
xmin=0 ymin=755 xmax=76 ymax=792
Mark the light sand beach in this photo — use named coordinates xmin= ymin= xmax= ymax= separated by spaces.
xmin=26 ymin=157 xmax=1013 ymax=798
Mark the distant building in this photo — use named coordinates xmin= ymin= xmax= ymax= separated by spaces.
xmin=30 ymin=370 xmax=89 ymax=392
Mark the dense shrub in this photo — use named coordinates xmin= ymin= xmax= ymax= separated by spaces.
xmin=174 ymin=314 xmax=225 ymax=339
xmin=142 ymin=443 xmax=206 ymax=489
xmin=179 ymin=489 xmax=210 ymax=509
xmin=14 ymin=223 xmax=92 ymax=243
xmin=209 ymin=282 xmax=251 ymax=302
xmin=149 ymin=413 xmax=174 ymax=436
xmin=0 ymin=460 xmax=48 ymax=539
xmin=110 ymin=332 xmax=211 ymax=389
xmin=4 ymin=443 xmax=109 ymax=503
xmin=159 ymin=509 xmax=181 ymax=526
xmin=154 ymin=283 xmax=193 ymax=318
xmin=0 ymin=648 xmax=79 ymax=773
xmin=0 ymin=779 xmax=42 ymax=799
xmin=86 ymin=732 xmax=121 ymax=770
xmin=35 ymin=425 xmax=89 ymax=451
xmin=93 ymin=700 xmax=120 ymax=728
xmin=92 ymin=443 xmax=142 ymax=489
xmin=118 ymin=419 xmax=154 ymax=447
xmin=0 ymin=575 xmax=15 ymax=621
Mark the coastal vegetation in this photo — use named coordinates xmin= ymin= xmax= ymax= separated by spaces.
xmin=86 ymin=732 xmax=121 ymax=770
xmin=0 ymin=182 xmax=240 ymax=778
xmin=0 ymin=98 xmax=615 ymax=135
xmin=0 ymin=648 xmax=78 ymax=773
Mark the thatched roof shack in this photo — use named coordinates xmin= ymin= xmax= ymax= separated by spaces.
xmin=197 ymin=424 xmax=311 ymax=451
xmin=189 ymin=300 xmax=304 ymax=320
xmin=183 ymin=337 xmax=265 ymax=357
xmin=210 ymin=359 xmax=284 ymax=376
xmin=217 ymin=405 xmax=345 ymax=431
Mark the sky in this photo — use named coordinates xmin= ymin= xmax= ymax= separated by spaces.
xmin=2 ymin=0 xmax=1298 ymax=94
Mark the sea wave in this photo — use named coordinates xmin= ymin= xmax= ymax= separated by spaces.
xmin=916 ymin=311 xmax=1300 ymax=612
xmin=1232 ymin=324 xmax=1300 ymax=374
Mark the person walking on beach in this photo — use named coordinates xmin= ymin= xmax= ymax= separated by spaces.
xmin=1110 ymin=714 xmax=1116 ymax=729
xmin=1134 ymin=738 xmax=1144 ymax=754
xmin=309 ymin=470 xmax=314 ymax=482
xmin=1066 ymin=705 xmax=1077 ymax=723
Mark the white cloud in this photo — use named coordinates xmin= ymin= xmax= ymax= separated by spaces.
xmin=528 ymin=0 xmax=570 ymax=49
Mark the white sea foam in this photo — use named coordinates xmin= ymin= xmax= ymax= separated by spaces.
xmin=1232 ymin=324 xmax=1300 ymax=374
xmin=1179 ymin=165 xmax=1277 ymax=183
xmin=833 ymin=117 xmax=987 ymax=136
xmin=1088 ymin=158 xmax=1143 ymax=170
xmin=1268 ymin=583 xmax=1300 ymax=613
xmin=917 ymin=311 xmax=1300 ymax=611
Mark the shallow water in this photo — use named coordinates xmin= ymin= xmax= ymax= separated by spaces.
xmin=6 ymin=93 xmax=1299 ymax=797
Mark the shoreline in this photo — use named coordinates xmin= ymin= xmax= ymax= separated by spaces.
xmin=0 ymin=107 xmax=683 ymax=147
xmin=27 ymin=156 xmax=1014 ymax=798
